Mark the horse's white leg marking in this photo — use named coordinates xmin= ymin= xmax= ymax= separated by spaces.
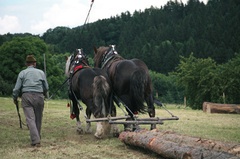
xmin=85 ymin=121 xmax=92 ymax=134
xmin=76 ymin=121 xmax=83 ymax=134
xmin=94 ymin=122 xmax=104 ymax=138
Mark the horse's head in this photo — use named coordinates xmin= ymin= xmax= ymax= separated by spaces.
xmin=93 ymin=45 xmax=118 ymax=68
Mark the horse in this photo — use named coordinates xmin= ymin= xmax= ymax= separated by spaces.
xmin=65 ymin=48 xmax=119 ymax=138
xmin=93 ymin=45 xmax=157 ymax=131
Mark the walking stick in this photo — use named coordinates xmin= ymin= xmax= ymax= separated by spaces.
xmin=15 ymin=100 xmax=23 ymax=129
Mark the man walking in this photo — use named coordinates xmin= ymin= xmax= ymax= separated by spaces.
xmin=13 ymin=55 xmax=49 ymax=147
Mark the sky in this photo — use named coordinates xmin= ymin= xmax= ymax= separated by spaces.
xmin=0 ymin=0 xmax=207 ymax=35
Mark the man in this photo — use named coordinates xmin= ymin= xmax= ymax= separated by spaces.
xmin=13 ymin=55 xmax=49 ymax=147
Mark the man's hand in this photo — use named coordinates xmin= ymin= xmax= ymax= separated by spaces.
xmin=13 ymin=99 xmax=18 ymax=105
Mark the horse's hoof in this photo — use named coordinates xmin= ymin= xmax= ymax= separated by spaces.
xmin=94 ymin=133 xmax=103 ymax=139
xmin=133 ymin=124 xmax=140 ymax=131
xmin=124 ymin=127 xmax=132 ymax=132
xmin=77 ymin=128 xmax=84 ymax=134
xmin=150 ymin=125 xmax=157 ymax=130
xmin=85 ymin=129 xmax=92 ymax=134
xmin=112 ymin=128 xmax=120 ymax=137
xmin=85 ymin=127 xmax=93 ymax=134
xmin=112 ymin=132 xmax=120 ymax=137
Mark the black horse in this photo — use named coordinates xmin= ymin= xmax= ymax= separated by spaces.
xmin=94 ymin=45 xmax=157 ymax=131
xmin=65 ymin=49 xmax=119 ymax=138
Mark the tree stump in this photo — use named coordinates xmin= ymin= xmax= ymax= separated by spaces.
xmin=119 ymin=129 xmax=240 ymax=159
xmin=203 ymin=102 xmax=240 ymax=114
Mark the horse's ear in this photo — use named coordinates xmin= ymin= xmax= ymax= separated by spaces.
xmin=65 ymin=56 xmax=68 ymax=61
xmin=93 ymin=46 xmax=97 ymax=54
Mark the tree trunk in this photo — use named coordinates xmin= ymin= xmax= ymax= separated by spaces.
xmin=119 ymin=129 xmax=240 ymax=159
xmin=202 ymin=102 xmax=240 ymax=114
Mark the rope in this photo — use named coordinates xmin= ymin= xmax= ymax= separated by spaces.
xmin=48 ymin=77 xmax=69 ymax=100
xmin=161 ymin=103 xmax=177 ymax=117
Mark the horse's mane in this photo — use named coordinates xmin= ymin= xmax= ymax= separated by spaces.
xmin=65 ymin=55 xmax=72 ymax=77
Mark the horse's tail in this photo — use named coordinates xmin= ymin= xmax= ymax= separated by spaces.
xmin=130 ymin=69 xmax=148 ymax=113
xmin=93 ymin=75 xmax=110 ymax=117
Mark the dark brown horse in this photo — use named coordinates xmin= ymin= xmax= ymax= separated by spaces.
xmin=94 ymin=45 xmax=157 ymax=131
xmin=65 ymin=49 xmax=119 ymax=138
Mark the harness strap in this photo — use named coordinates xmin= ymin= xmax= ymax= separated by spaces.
xmin=74 ymin=65 xmax=83 ymax=71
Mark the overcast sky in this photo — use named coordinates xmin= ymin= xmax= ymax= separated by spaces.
xmin=0 ymin=0 xmax=207 ymax=35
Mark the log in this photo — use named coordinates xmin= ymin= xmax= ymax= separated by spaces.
xmin=119 ymin=129 xmax=240 ymax=159
xmin=203 ymin=102 xmax=240 ymax=114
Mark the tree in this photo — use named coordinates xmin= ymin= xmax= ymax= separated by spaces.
xmin=0 ymin=36 xmax=66 ymax=98
xmin=174 ymin=53 xmax=217 ymax=109
xmin=217 ymin=53 xmax=240 ymax=104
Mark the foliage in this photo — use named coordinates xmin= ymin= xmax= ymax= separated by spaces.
xmin=174 ymin=53 xmax=240 ymax=109
xmin=0 ymin=36 xmax=66 ymax=98
xmin=37 ymin=0 xmax=240 ymax=74
xmin=174 ymin=53 xmax=217 ymax=109
xmin=217 ymin=53 xmax=240 ymax=104
xmin=46 ymin=53 xmax=70 ymax=99
xmin=150 ymin=71 xmax=184 ymax=104
xmin=1 ymin=0 xmax=240 ymax=104
xmin=0 ymin=36 xmax=47 ymax=95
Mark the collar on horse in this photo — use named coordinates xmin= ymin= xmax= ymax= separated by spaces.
xmin=101 ymin=46 xmax=119 ymax=69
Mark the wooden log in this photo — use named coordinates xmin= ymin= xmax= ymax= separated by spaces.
xmin=119 ymin=129 xmax=240 ymax=159
xmin=202 ymin=102 xmax=240 ymax=114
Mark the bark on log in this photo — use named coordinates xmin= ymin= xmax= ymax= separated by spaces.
xmin=119 ymin=129 xmax=240 ymax=159
xmin=203 ymin=102 xmax=240 ymax=114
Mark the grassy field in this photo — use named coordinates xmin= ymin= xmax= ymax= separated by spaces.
xmin=0 ymin=97 xmax=239 ymax=159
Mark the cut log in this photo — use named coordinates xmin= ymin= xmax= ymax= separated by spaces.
xmin=119 ymin=129 xmax=240 ymax=159
xmin=203 ymin=102 xmax=240 ymax=114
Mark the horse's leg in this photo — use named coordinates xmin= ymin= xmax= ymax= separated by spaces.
xmin=94 ymin=121 xmax=105 ymax=139
xmin=93 ymin=103 xmax=106 ymax=138
xmin=72 ymin=100 xmax=83 ymax=133
xmin=85 ymin=102 xmax=92 ymax=134
xmin=118 ymin=96 xmax=133 ymax=131
xmin=110 ymin=101 xmax=120 ymax=137
xmin=94 ymin=100 xmax=110 ymax=138
xmin=145 ymin=93 xmax=156 ymax=130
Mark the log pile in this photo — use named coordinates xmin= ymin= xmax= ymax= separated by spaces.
xmin=203 ymin=102 xmax=240 ymax=114
xmin=119 ymin=129 xmax=240 ymax=159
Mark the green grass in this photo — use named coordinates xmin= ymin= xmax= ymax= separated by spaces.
xmin=158 ymin=105 xmax=240 ymax=143
xmin=0 ymin=97 xmax=239 ymax=159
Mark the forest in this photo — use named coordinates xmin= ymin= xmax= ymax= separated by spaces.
xmin=0 ymin=0 xmax=240 ymax=109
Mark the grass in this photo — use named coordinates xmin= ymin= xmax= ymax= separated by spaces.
xmin=0 ymin=97 xmax=239 ymax=159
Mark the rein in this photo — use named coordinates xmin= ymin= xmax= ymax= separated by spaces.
xmin=48 ymin=77 xmax=69 ymax=100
